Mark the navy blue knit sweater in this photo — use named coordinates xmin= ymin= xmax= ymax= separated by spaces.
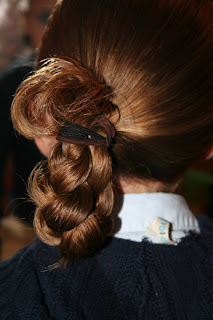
xmin=0 ymin=214 xmax=213 ymax=319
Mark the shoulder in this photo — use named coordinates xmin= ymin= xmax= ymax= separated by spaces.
xmin=0 ymin=245 xmax=33 ymax=318
xmin=0 ymin=242 xmax=53 ymax=319
xmin=197 ymin=213 xmax=213 ymax=233
xmin=0 ymin=244 xmax=35 ymax=283
xmin=197 ymin=214 xmax=213 ymax=254
xmin=0 ymin=237 xmax=144 ymax=319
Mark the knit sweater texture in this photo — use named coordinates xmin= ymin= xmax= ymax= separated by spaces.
xmin=0 ymin=214 xmax=213 ymax=320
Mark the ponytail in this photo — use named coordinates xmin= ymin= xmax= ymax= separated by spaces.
xmin=12 ymin=57 xmax=117 ymax=263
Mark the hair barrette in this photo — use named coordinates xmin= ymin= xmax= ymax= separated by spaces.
xmin=56 ymin=117 xmax=116 ymax=146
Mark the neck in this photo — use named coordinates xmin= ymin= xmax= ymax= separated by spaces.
xmin=115 ymin=177 xmax=183 ymax=194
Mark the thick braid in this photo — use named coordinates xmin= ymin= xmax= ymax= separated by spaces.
xmin=12 ymin=58 xmax=116 ymax=262
xmin=30 ymin=142 xmax=114 ymax=261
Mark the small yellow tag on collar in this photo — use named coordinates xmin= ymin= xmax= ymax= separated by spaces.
xmin=147 ymin=217 xmax=178 ymax=245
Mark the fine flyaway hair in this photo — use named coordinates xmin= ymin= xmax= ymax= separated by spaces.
xmin=12 ymin=0 xmax=213 ymax=263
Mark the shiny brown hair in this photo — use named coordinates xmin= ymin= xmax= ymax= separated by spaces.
xmin=12 ymin=0 xmax=213 ymax=262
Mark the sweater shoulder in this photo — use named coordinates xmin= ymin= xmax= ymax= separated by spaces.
xmin=0 ymin=245 xmax=34 ymax=318
xmin=0 ymin=243 xmax=53 ymax=319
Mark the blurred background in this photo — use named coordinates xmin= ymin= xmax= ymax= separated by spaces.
xmin=0 ymin=0 xmax=57 ymax=260
xmin=0 ymin=0 xmax=213 ymax=261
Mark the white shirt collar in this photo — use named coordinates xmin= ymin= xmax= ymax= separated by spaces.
xmin=114 ymin=192 xmax=200 ymax=243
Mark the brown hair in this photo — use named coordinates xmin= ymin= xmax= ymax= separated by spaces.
xmin=12 ymin=0 xmax=213 ymax=262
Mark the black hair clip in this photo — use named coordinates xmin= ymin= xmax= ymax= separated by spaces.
xmin=57 ymin=121 xmax=109 ymax=146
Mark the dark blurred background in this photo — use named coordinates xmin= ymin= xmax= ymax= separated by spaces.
xmin=0 ymin=0 xmax=57 ymax=260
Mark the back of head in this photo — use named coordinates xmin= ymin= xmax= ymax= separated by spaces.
xmin=12 ymin=0 xmax=213 ymax=264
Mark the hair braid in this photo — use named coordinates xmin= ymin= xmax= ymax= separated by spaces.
xmin=30 ymin=142 xmax=114 ymax=261
xmin=12 ymin=57 xmax=116 ymax=262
